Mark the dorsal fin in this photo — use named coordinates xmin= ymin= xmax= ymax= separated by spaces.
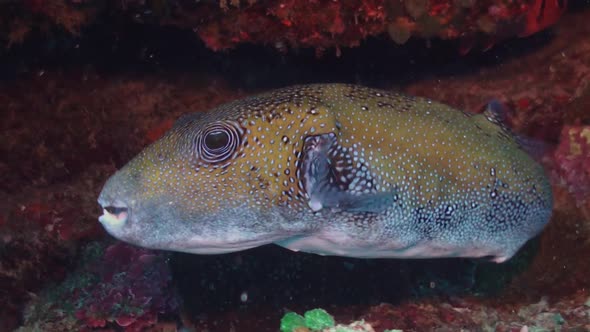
xmin=483 ymin=99 xmax=509 ymax=126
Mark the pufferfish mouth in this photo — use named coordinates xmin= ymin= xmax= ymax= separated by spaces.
xmin=98 ymin=202 xmax=130 ymax=230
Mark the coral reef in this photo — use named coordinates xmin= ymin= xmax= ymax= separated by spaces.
xmin=553 ymin=125 xmax=590 ymax=210
xmin=359 ymin=292 xmax=590 ymax=331
xmin=16 ymin=242 xmax=179 ymax=332
xmin=0 ymin=1 xmax=567 ymax=54
xmin=278 ymin=298 xmax=590 ymax=332
xmin=0 ymin=165 xmax=106 ymax=329
xmin=193 ymin=0 xmax=567 ymax=54
xmin=281 ymin=308 xmax=402 ymax=332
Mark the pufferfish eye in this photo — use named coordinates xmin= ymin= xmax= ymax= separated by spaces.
xmin=196 ymin=121 xmax=243 ymax=164
xmin=204 ymin=130 xmax=229 ymax=150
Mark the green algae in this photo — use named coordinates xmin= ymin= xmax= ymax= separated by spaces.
xmin=280 ymin=312 xmax=306 ymax=332
xmin=304 ymin=309 xmax=335 ymax=330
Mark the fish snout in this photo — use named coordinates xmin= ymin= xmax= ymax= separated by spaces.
xmin=98 ymin=195 xmax=131 ymax=231
xmin=97 ymin=172 xmax=136 ymax=234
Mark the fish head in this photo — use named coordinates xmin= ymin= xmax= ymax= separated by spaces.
xmin=97 ymin=92 xmax=337 ymax=253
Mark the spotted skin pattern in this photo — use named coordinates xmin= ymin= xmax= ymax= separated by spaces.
xmin=98 ymin=84 xmax=552 ymax=262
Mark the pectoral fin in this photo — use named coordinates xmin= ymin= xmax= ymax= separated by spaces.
xmin=300 ymin=133 xmax=397 ymax=213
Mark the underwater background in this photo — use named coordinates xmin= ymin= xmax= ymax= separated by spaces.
xmin=1 ymin=1 xmax=589 ymax=331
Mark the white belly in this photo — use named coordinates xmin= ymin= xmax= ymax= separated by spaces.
xmin=274 ymin=231 xmax=506 ymax=261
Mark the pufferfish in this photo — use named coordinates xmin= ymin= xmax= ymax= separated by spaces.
xmin=97 ymin=84 xmax=552 ymax=263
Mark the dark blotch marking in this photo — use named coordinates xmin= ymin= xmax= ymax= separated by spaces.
xmin=377 ymin=101 xmax=395 ymax=109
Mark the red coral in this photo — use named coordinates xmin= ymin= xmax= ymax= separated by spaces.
xmin=191 ymin=0 xmax=565 ymax=53
xmin=520 ymin=0 xmax=568 ymax=37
